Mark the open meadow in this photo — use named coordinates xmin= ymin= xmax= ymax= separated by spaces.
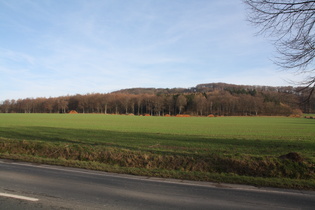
xmin=0 ymin=114 xmax=314 ymax=189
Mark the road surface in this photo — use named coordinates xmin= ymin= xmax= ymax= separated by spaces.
xmin=0 ymin=159 xmax=314 ymax=209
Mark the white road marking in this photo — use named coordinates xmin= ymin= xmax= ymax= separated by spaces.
xmin=0 ymin=193 xmax=39 ymax=202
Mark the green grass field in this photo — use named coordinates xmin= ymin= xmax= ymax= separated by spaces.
xmin=0 ymin=114 xmax=314 ymax=189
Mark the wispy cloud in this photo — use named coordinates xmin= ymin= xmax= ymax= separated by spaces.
xmin=0 ymin=0 xmax=295 ymax=101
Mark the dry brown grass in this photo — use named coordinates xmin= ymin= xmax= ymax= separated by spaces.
xmin=175 ymin=114 xmax=190 ymax=117
xmin=69 ymin=110 xmax=78 ymax=114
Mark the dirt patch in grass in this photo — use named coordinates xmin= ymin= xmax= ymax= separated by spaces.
xmin=279 ymin=152 xmax=304 ymax=162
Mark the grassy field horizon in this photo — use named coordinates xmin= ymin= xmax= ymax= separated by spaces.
xmin=0 ymin=114 xmax=314 ymax=190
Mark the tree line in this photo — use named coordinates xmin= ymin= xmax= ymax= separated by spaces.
xmin=1 ymin=83 xmax=314 ymax=116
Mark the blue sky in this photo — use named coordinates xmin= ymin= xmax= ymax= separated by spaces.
xmin=0 ymin=0 xmax=304 ymax=101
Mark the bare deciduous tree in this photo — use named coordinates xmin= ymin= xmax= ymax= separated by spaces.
xmin=244 ymin=0 xmax=315 ymax=97
xmin=176 ymin=95 xmax=187 ymax=114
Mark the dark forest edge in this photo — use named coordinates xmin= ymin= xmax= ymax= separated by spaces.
xmin=1 ymin=83 xmax=315 ymax=115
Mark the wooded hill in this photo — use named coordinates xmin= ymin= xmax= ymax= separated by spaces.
xmin=1 ymin=83 xmax=314 ymax=116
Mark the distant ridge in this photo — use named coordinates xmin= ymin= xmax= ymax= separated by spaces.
xmin=112 ymin=82 xmax=298 ymax=95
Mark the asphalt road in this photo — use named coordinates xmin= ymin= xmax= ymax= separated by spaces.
xmin=0 ymin=159 xmax=314 ymax=209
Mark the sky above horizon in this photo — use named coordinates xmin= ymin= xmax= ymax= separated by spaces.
xmin=0 ymin=0 xmax=306 ymax=101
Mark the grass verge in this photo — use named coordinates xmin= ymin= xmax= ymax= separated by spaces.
xmin=0 ymin=138 xmax=314 ymax=190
